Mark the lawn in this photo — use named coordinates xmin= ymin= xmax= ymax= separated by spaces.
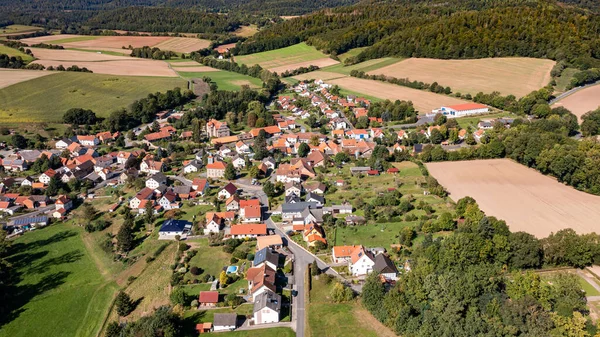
xmin=235 ymin=43 xmax=336 ymax=72
xmin=183 ymin=304 xmax=254 ymax=323
xmin=0 ymin=224 xmax=117 ymax=337
xmin=0 ymin=45 xmax=34 ymax=61
xmin=333 ymin=222 xmax=416 ymax=249
xmin=178 ymin=70 xmax=263 ymax=91
xmin=185 ymin=238 xmax=235 ymax=280
xmin=0 ymin=72 xmax=187 ymax=123
xmin=455 ymin=111 xmax=519 ymax=130
xmin=308 ymin=276 xmax=389 ymax=337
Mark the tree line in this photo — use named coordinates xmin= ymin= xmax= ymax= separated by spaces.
xmin=351 ymin=69 xmax=453 ymax=94
xmin=130 ymin=46 xmax=178 ymax=60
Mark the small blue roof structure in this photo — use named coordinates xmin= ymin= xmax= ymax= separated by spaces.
xmin=159 ymin=219 xmax=192 ymax=233
xmin=253 ymin=247 xmax=279 ymax=268
xmin=13 ymin=216 xmax=48 ymax=227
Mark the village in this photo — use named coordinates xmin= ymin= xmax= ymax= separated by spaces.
xmin=0 ymin=78 xmax=515 ymax=335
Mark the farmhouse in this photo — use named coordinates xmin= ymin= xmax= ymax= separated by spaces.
xmin=432 ymin=103 xmax=489 ymax=118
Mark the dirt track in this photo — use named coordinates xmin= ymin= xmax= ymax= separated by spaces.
xmin=426 ymin=159 xmax=600 ymax=238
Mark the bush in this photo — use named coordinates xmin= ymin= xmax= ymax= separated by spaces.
xmin=190 ymin=266 xmax=203 ymax=275
xmin=223 ymin=245 xmax=235 ymax=254
xmin=202 ymin=274 xmax=212 ymax=283
xmin=230 ymin=257 xmax=239 ymax=264
xmin=190 ymin=299 xmax=199 ymax=308
xmin=178 ymin=243 xmax=189 ymax=252
xmin=246 ymin=253 xmax=255 ymax=261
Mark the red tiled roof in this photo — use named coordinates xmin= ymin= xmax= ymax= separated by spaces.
xmin=230 ymin=224 xmax=267 ymax=235
xmin=206 ymin=161 xmax=226 ymax=170
xmin=198 ymin=291 xmax=219 ymax=304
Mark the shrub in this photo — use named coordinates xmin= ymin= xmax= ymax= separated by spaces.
xmin=190 ymin=266 xmax=203 ymax=275
xmin=178 ymin=243 xmax=189 ymax=252
xmin=246 ymin=253 xmax=255 ymax=261
xmin=230 ymin=257 xmax=239 ymax=264
xmin=115 ymin=291 xmax=134 ymax=316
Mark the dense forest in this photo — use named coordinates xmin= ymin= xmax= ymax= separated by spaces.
xmin=236 ymin=0 xmax=600 ymax=69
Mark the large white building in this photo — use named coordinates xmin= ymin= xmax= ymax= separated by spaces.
xmin=433 ymin=103 xmax=489 ymax=118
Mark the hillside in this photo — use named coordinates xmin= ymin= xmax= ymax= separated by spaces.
xmin=235 ymin=0 xmax=600 ymax=69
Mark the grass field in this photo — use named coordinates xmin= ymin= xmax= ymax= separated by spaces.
xmin=426 ymin=159 xmax=600 ymax=238
xmin=178 ymin=70 xmax=262 ymax=91
xmin=234 ymin=25 xmax=259 ymax=37
xmin=235 ymin=43 xmax=338 ymax=73
xmin=337 ymin=47 xmax=367 ymax=62
xmin=48 ymin=36 xmax=99 ymax=44
xmin=456 ymin=112 xmax=519 ymax=129
xmin=552 ymin=83 xmax=600 ymax=122
xmin=323 ymin=57 xmax=401 ymax=76
xmin=554 ymin=68 xmax=579 ymax=93
xmin=0 ymin=45 xmax=33 ymax=61
xmin=308 ymin=276 xmax=394 ymax=337
xmin=0 ymin=224 xmax=117 ymax=337
xmin=327 ymin=76 xmax=470 ymax=114
xmin=367 ymin=57 xmax=555 ymax=98
xmin=0 ymin=72 xmax=187 ymax=123
xmin=0 ymin=24 xmax=42 ymax=36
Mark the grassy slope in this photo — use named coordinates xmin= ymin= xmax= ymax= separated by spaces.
xmin=308 ymin=277 xmax=384 ymax=337
xmin=178 ymin=70 xmax=262 ymax=91
xmin=0 ymin=45 xmax=34 ymax=61
xmin=0 ymin=25 xmax=42 ymax=36
xmin=554 ymin=68 xmax=579 ymax=93
xmin=337 ymin=47 xmax=367 ymax=62
xmin=0 ymin=72 xmax=187 ymax=123
xmin=323 ymin=57 xmax=402 ymax=75
xmin=0 ymin=224 xmax=117 ymax=337
xmin=235 ymin=42 xmax=329 ymax=67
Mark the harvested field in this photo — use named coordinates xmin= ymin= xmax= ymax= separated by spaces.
xmin=426 ymin=159 xmax=600 ymax=238
xmin=292 ymin=71 xmax=347 ymax=81
xmin=368 ymin=57 xmax=555 ymax=98
xmin=270 ymin=58 xmax=339 ymax=74
xmin=28 ymin=48 xmax=177 ymax=77
xmin=171 ymin=66 xmax=219 ymax=72
xmin=0 ymin=69 xmax=55 ymax=89
xmin=152 ymin=37 xmax=210 ymax=53
xmin=328 ymin=77 xmax=470 ymax=113
xmin=21 ymin=34 xmax=210 ymax=53
xmin=552 ymin=84 xmax=600 ymax=122
xmin=34 ymin=59 xmax=177 ymax=77
xmin=29 ymin=48 xmax=131 ymax=61
xmin=235 ymin=42 xmax=338 ymax=72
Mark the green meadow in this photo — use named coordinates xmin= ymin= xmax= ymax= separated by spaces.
xmin=0 ymin=72 xmax=187 ymax=123
xmin=178 ymin=70 xmax=263 ymax=91
xmin=0 ymin=224 xmax=117 ymax=337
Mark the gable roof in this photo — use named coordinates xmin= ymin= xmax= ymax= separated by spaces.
xmin=221 ymin=182 xmax=238 ymax=195
xmin=253 ymin=290 xmax=281 ymax=313
xmin=253 ymin=247 xmax=280 ymax=268
xmin=198 ymin=291 xmax=219 ymax=304
xmin=159 ymin=219 xmax=191 ymax=233
xmin=213 ymin=313 xmax=237 ymax=327
xmin=373 ymin=254 xmax=398 ymax=274
xmin=207 ymin=161 xmax=227 ymax=170
xmin=256 ymin=235 xmax=283 ymax=250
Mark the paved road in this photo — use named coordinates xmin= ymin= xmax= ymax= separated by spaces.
xmin=265 ymin=215 xmax=342 ymax=337
xmin=236 ymin=179 xmax=269 ymax=206
xmin=550 ymin=81 xmax=600 ymax=105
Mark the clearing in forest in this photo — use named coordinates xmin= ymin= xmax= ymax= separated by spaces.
xmin=552 ymin=84 xmax=600 ymax=122
xmin=426 ymin=159 xmax=600 ymax=238
xmin=368 ymin=57 xmax=555 ymax=98
xmin=235 ymin=42 xmax=338 ymax=73
xmin=327 ymin=76 xmax=470 ymax=113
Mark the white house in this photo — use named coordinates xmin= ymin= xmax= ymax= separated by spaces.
xmin=213 ymin=313 xmax=237 ymax=332
xmin=140 ymin=160 xmax=163 ymax=174
xmin=230 ymin=224 xmax=267 ymax=239
xmin=235 ymin=141 xmax=251 ymax=154
xmin=253 ymin=291 xmax=281 ymax=325
xmin=183 ymin=160 xmax=202 ymax=174
xmin=39 ymin=169 xmax=57 ymax=185
xmin=218 ymin=183 xmax=238 ymax=200
xmin=373 ymin=253 xmax=399 ymax=281
xmin=146 ymin=173 xmax=167 ymax=190
xmin=350 ymin=246 xmax=376 ymax=276
xmin=158 ymin=191 xmax=179 ymax=210
xmin=232 ymin=156 xmax=246 ymax=169
xmin=55 ymin=139 xmax=73 ymax=149
xmin=432 ymin=103 xmax=489 ymax=118
xmin=76 ymin=135 xmax=99 ymax=147
xmin=158 ymin=219 xmax=192 ymax=239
